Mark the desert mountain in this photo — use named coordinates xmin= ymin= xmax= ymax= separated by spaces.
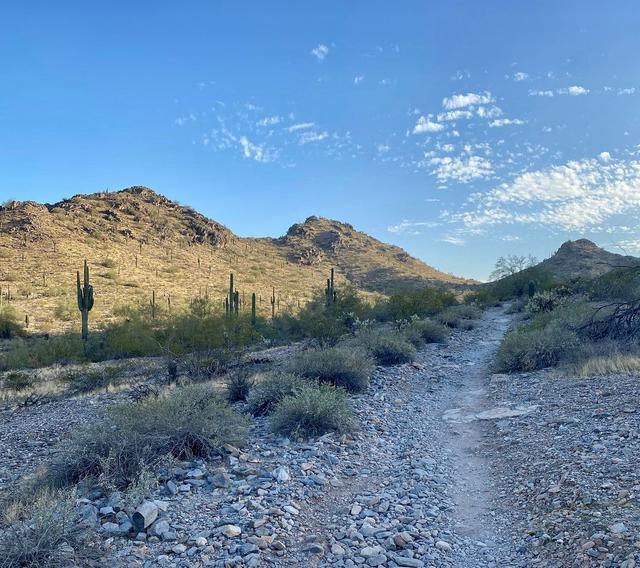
xmin=0 ymin=187 xmax=471 ymax=332
xmin=536 ymin=238 xmax=640 ymax=280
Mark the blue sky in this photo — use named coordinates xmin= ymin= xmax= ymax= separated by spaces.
xmin=2 ymin=1 xmax=640 ymax=280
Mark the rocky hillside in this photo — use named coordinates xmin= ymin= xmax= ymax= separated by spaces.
xmin=0 ymin=187 xmax=470 ymax=333
xmin=536 ymin=238 xmax=640 ymax=280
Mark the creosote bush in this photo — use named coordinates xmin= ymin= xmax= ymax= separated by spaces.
xmin=247 ymin=372 xmax=306 ymax=416
xmin=352 ymin=329 xmax=417 ymax=365
xmin=42 ymin=384 xmax=247 ymax=490
xmin=0 ymin=306 xmax=23 ymax=340
xmin=287 ymin=347 xmax=374 ymax=393
xmin=270 ymin=384 xmax=353 ymax=439
xmin=226 ymin=372 xmax=253 ymax=402
xmin=2 ymin=371 xmax=33 ymax=392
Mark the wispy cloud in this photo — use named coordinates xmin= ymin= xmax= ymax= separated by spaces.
xmin=311 ymin=44 xmax=329 ymax=61
xmin=287 ymin=122 xmax=315 ymax=132
xmin=442 ymin=91 xmax=495 ymax=110
xmin=387 ymin=219 xmax=440 ymax=235
xmin=298 ymin=130 xmax=329 ymax=144
xmin=256 ymin=116 xmax=281 ymax=127
xmin=529 ymin=90 xmax=554 ymax=97
xmin=619 ymin=87 xmax=636 ymax=95
xmin=558 ymin=85 xmax=589 ymax=96
xmin=489 ymin=118 xmax=525 ymax=127
xmin=413 ymin=116 xmax=444 ymax=134
xmin=354 ymin=75 xmax=364 ymax=85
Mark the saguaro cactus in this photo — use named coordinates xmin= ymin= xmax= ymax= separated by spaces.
xmin=76 ymin=260 xmax=94 ymax=341
xmin=150 ymin=290 xmax=156 ymax=319
xmin=528 ymin=280 xmax=537 ymax=298
xmin=271 ymin=287 xmax=276 ymax=319
xmin=251 ymin=292 xmax=257 ymax=325
xmin=326 ymin=268 xmax=336 ymax=307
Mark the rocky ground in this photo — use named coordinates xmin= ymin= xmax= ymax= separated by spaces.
xmin=1 ymin=308 xmax=639 ymax=567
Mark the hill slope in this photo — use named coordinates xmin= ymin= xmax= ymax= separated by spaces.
xmin=0 ymin=187 xmax=470 ymax=332
xmin=536 ymin=239 xmax=640 ymax=280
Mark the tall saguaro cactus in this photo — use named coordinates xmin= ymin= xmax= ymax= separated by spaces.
xmin=76 ymin=260 xmax=94 ymax=341
xmin=326 ymin=268 xmax=336 ymax=307
xmin=251 ymin=292 xmax=257 ymax=326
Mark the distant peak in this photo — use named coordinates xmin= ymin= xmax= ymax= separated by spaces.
xmin=557 ymin=238 xmax=599 ymax=252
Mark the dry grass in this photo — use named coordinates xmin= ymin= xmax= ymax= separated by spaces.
xmin=568 ymin=351 xmax=640 ymax=377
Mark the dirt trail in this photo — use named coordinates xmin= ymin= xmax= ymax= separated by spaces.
xmin=280 ymin=308 xmax=524 ymax=567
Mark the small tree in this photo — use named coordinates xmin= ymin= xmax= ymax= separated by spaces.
xmin=490 ymin=254 xmax=538 ymax=281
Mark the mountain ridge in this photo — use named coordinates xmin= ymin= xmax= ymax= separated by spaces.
xmin=0 ymin=186 xmax=471 ymax=332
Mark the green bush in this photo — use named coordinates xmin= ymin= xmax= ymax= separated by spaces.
xmin=43 ymin=384 xmax=247 ymax=490
xmin=53 ymin=300 xmax=76 ymax=322
xmin=495 ymin=321 xmax=579 ymax=372
xmin=526 ymin=290 xmax=564 ymax=314
xmin=271 ymin=384 xmax=353 ymax=439
xmin=1 ymin=335 xmax=85 ymax=371
xmin=373 ymin=287 xmax=457 ymax=321
xmin=57 ymin=365 xmax=124 ymax=394
xmin=247 ymin=373 xmax=306 ymax=416
xmin=0 ymin=306 xmax=23 ymax=340
xmin=437 ymin=304 xmax=482 ymax=328
xmin=353 ymin=329 xmax=417 ymax=365
xmin=0 ymin=489 xmax=95 ymax=568
xmin=406 ymin=319 xmax=449 ymax=343
xmin=287 ymin=347 xmax=374 ymax=393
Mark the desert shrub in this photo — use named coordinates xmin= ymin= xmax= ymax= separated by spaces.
xmin=569 ymin=348 xmax=640 ymax=377
xmin=505 ymin=298 xmax=527 ymax=314
xmin=586 ymin=267 xmax=640 ymax=302
xmin=270 ymin=384 xmax=353 ymax=439
xmin=57 ymin=365 xmax=124 ymax=394
xmin=2 ymin=371 xmax=33 ymax=391
xmin=475 ymin=266 xmax=556 ymax=305
xmin=495 ymin=321 xmax=579 ymax=372
xmin=226 ymin=372 xmax=253 ymax=402
xmin=99 ymin=258 xmax=117 ymax=268
xmin=284 ymin=286 xmax=371 ymax=345
xmin=0 ymin=335 xmax=85 ymax=371
xmin=352 ymin=329 xmax=417 ymax=365
xmin=406 ymin=319 xmax=449 ymax=343
xmin=437 ymin=304 xmax=482 ymax=328
xmin=247 ymin=373 xmax=306 ymax=416
xmin=526 ymin=290 xmax=565 ymax=314
xmin=43 ymin=384 xmax=247 ymax=490
xmin=0 ymin=306 xmax=23 ymax=340
xmin=0 ymin=489 xmax=95 ymax=568
xmin=373 ymin=287 xmax=457 ymax=322
xmin=287 ymin=347 xmax=374 ymax=393
xmin=53 ymin=300 xmax=76 ymax=322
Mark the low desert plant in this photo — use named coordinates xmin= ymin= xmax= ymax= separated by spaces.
xmin=287 ymin=347 xmax=374 ymax=393
xmin=2 ymin=371 xmax=33 ymax=391
xmin=226 ymin=372 xmax=253 ymax=402
xmin=405 ymin=319 xmax=449 ymax=344
xmin=57 ymin=365 xmax=124 ymax=394
xmin=495 ymin=321 xmax=579 ymax=372
xmin=41 ymin=384 xmax=247 ymax=490
xmin=437 ymin=304 xmax=482 ymax=328
xmin=270 ymin=384 xmax=353 ymax=439
xmin=353 ymin=329 xmax=417 ymax=365
xmin=0 ymin=488 xmax=96 ymax=568
xmin=247 ymin=373 xmax=306 ymax=416
xmin=0 ymin=306 xmax=23 ymax=340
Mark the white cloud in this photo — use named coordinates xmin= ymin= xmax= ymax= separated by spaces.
xmin=354 ymin=75 xmax=364 ymax=84
xmin=287 ymin=122 xmax=315 ymax=132
xmin=311 ymin=44 xmax=329 ymax=61
xmin=298 ymin=131 xmax=329 ymax=144
xmin=442 ymin=91 xmax=494 ymax=110
xmin=440 ymin=234 xmax=466 ymax=246
xmin=599 ymin=151 xmax=611 ymax=162
xmin=449 ymin=155 xmax=640 ymax=231
xmin=619 ymin=87 xmax=636 ymax=95
xmin=476 ymin=106 xmax=503 ymax=119
xmin=489 ymin=118 xmax=525 ymax=128
xmin=513 ymin=72 xmax=529 ymax=81
xmin=256 ymin=116 xmax=281 ymax=127
xmin=529 ymin=90 xmax=554 ymax=97
xmin=238 ymin=136 xmax=276 ymax=163
xmin=413 ymin=116 xmax=444 ymax=134
xmin=430 ymin=155 xmax=493 ymax=183
xmin=558 ymin=85 xmax=590 ymax=96
xmin=436 ymin=110 xmax=473 ymax=122
xmin=387 ymin=220 xmax=440 ymax=235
